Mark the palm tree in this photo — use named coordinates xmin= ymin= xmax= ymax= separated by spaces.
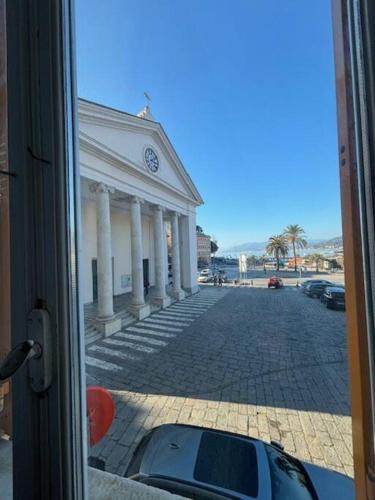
xmin=261 ymin=254 xmax=267 ymax=272
xmin=284 ymin=224 xmax=307 ymax=272
xmin=266 ymin=235 xmax=289 ymax=271
xmin=309 ymin=253 xmax=325 ymax=272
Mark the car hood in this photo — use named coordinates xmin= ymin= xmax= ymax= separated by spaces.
xmin=302 ymin=462 xmax=354 ymax=500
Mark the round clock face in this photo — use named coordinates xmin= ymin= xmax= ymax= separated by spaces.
xmin=144 ymin=147 xmax=159 ymax=173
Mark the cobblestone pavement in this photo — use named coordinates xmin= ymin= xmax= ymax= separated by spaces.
xmin=86 ymin=285 xmax=353 ymax=479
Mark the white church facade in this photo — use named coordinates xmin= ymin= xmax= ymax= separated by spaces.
xmin=79 ymin=99 xmax=203 ymax=337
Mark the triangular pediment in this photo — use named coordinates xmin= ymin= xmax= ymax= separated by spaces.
xmin=78 ymin=99 xmax=203 ymax=205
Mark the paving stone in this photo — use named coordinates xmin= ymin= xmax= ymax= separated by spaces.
xmin=237 ymin=414 xmax=248 ymax=432
xmin=85 ymin=286 xmax=353 ymax=477
xmin=323 ymin=445 xmax=344 ymax=467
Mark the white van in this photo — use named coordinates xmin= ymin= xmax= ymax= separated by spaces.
xmin=198 ymin=269 xmax=213 ymax=282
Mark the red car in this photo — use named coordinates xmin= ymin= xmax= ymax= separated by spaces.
xmin=268 ymin=276 xmax=283 ymax=289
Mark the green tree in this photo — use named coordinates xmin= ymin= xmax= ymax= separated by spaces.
xmin=284 ymin=224 xmax=307 ymax=272
xmin=309 ymin=253 xmax=325 ymax=272
xmin=247 ymin=255 xmax=257 ymax=268
xmin=210 ymin=240 xmax=219 ymax=254
xmin=266 ymin=235 xmax=289 ymax=271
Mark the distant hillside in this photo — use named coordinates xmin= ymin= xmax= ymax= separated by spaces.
xmin=222 ymin=241 xmax=267 ymax=253
xmin=222 ymin=236 xmax=343 ymax=254
xmin=311 ymin=236 xmax=342 ymax=249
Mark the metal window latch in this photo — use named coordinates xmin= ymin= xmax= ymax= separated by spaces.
xmin=0 ymin=309 xmax=52 ymax=393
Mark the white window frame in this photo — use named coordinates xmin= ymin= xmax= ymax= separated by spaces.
xmin=6 ymin=0 xmax=87 ymax=498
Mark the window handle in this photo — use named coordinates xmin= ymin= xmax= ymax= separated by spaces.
xmin=0 ymin=309 xmax=52 ymax=393
xmin=0 ymin=340 xmax=41 ymax=380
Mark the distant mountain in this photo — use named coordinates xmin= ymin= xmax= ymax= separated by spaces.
xmin=222 ymin=241 xmax=267 ymax=253
xmin=221 ymin=236 xmax=343 ymax=254
xmin=311 ymin=236 xmax=343 ymax=249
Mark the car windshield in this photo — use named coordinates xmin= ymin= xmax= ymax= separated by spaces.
xmin=265 ymin=445 xmax=317 ymax=500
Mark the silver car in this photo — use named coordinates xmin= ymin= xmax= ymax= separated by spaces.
xmin=125 ymin=424 xmax=354 ymax=499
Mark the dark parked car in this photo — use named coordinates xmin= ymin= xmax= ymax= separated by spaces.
xmin=320 ymin=286 xmax=346 ymax=310
xmin=305 ymin=281 xmax=333 ymax=298
xmin=301 ymin=280 xmax=332 ymax=293
xmin=268 ymin=276 xmax=283 ymax=289
xmin=125 ymin=424 xmax=354 ymax=500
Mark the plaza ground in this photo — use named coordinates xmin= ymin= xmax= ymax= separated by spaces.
xmin=86 ymin=278 xmax=352 ymax=479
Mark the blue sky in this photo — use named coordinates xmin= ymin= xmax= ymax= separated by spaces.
xmin=75 ymin=0 xmax=341 ymax=250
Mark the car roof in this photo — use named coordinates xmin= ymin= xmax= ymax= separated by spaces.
xmin=305 ymin=279 xmax=330 ymax=284
xmin=138 ymin=424 xmax=272 ymax=499
xmin=308 ymin=281 xmax=332 ymax=286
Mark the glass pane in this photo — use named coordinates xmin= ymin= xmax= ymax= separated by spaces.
xmin=75 ymin=2 xmax=353 ymax=497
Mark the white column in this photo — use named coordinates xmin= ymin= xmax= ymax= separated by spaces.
xmin=92 ymin=182 xmax=114 ymax=319
xmin=130 ymin=196 xmax=145 ymax=307
xmin=163 ymin=220 xmax=169 ymax=283
xmin=152 ymin=206 xmax=170 ymax=307
xmin=153 ymin=206 xmax=166 ymax=296
xmin=180 ymin=211 xmax=199 ymax=295
xmin=171 ymin=211 xmax=185 ymax=300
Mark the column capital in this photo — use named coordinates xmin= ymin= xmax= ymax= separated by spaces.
xmin=90 ymin=182 xmax=115 ymax=194
xmin=130 ymin=195 xmax=144 ymax=205
xmin=151 ymin=204 xmax=165 ymax=213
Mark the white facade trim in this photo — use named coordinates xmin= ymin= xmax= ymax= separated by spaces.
xmin=78 ymin=99 xmax=203 ymax=206
xmin=79 ymin=99 xmax=202 ymax=315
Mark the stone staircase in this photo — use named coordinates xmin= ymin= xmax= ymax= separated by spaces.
xmin=85 ymin=309 xmax=137 ymax=345
xmin=84 ymin=290 xmax=177 ymax=345
xmin=119 ymin=310 xmax=135 ymax=329
xmin=85 ymin=321 xmax=102 ymax=345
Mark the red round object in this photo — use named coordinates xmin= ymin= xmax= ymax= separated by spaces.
xmin=86 ymin=386 xmax=115 ymax=447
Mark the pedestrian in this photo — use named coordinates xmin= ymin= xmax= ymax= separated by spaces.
xmin=144 ymin=279 xmax=150 ymax=296
xmin=218 ymin=276 xmax=223 ymax=287
xmin=213 ymin=275 xmax=218 ymax=286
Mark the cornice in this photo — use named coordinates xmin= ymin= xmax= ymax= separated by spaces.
xmin=78 ymin=98 xmax=203 ymax=205
xmin=79 ymin=133 xmax=201 ymax=206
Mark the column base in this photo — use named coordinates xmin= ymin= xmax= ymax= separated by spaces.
xmin=152 ymin=296 xmax=171 ymax=308
xmin=184 ymin=285 xmax=200 ymax=296
xmin=172 ymin=289 xmax=186 ymax=301
xmin=94 ymin=316 xmax=122 ymax=338
xmin=128 ymin=303 xmax=151 ymax=320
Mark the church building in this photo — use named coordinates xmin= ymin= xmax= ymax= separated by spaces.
xmin=79 ymin=99 xmax=203 ymax=337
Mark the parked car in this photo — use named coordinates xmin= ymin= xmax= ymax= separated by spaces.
xmin=125 ymin=424 xmax=354 ymax=500
xmin=198 ymin=270 xmax=213 ymax=283
xmin=200 ymin=268 xmax=211 ymax=276
xmin=268 ymin=276 xmax=283 ymax=288
xmin=320 ymin=286 xmax=346 ymax=309
xmin=305 ymin=281 xmax=333 ymax=298
xmin=301 ymin=280 xmax=332 ymax=293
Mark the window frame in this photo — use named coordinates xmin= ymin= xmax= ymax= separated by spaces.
xmin=6 ymin=0 xmax=87 ymax=498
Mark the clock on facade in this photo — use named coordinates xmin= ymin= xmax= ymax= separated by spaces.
xmin=144 ymin=147 xmax=159 ymax=173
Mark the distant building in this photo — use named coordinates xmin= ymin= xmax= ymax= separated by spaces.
xmin=287 ymin=257 xmax=305 ymax=268
xmin=197 ymin=231 xmax=211 ymax=267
